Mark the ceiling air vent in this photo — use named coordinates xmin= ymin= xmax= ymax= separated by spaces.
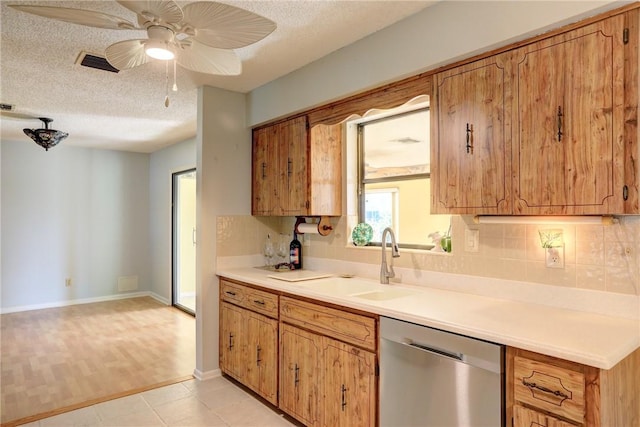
xmin=75 ymin=51 xmax=119 ymax=73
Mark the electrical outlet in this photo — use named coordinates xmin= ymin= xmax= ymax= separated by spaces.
xmin=65 ymin=277 xmax=72 ymax=287
xmin=545 ymin=247 xmax=564 ymax=269
xmin=464 ymin=228 xmax=479 ymax=252
xmin=303 ymin=233 xmax=311 ymax=247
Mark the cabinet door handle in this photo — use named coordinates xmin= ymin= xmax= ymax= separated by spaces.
xmin=287 ymin=158 xmax=292 ymax=177
xmin=341 ymin=384 xmax=347 ymax=411
xmin=253 ymin=299 xmax=265 ymax=306
xmin=465 ymin=123 xmax=473 ymax=154
xmin=256 ymin=345 xmax=262 ymax=366
xmin=557 ymin=106 xmax=563 ymax=142
xmin=294 ymin=363 xmax=300 ymax=386
xmin=261 ymin=162 xmax=267 ymax=179
xmin=228 ymin=333 xmax=234 ymax=350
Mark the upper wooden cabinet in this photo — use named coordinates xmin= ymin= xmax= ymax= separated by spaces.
xmin=251 ymin=116 xmax=342 ymax=217
xmin=431 ymin=54 xmax=511 ymax=214
xmin=432 ymin=13 xmax=634 ymax=215
xmin=513 ymin=15 xmax=625 ymax=214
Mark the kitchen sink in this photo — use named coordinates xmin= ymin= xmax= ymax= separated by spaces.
xmin=349 ymin=288 xmax=417 ymax=301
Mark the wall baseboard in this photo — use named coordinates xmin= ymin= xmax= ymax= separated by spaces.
xmin=1 ymin=291 xmax=168 ymax=314
xmin=193 ymin=368 xmax=221 ymax=381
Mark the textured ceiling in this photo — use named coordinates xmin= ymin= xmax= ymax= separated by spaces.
xmin=0 ymin=0 xmax=435 ymax=153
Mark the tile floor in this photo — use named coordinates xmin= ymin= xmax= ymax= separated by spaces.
xmin=21 ymin=377 xmax=297 ymax=427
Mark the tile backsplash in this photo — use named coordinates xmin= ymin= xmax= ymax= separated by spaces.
xmin=216 ymin=215 xmax=640 ymax=296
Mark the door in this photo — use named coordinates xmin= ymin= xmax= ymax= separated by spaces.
xmin=172 ymin=168 xmax=196 ymax=314
xmin=252 ymin=125 xmax=277 ymax=215
xmin=513 ymin=15 xmax=624 ymax=214
xmin=220 ymin=303 xmax=245 ymax=381
xmin=279 ymin=116 xmax=308 ymax=215
xmin=432 ymin=54 xmax=510 ymax=214
xmin=245 ymin=311 xmax=278 ymax=404
xmin=322 ymin=337 xmax=376 ymax=427
xmin=280 ymin=324 xmax=322 ymax=426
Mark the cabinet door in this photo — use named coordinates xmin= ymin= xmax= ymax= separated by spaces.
xmin=431 ymin=54 xmax=510 ymax=214
xmin=322 ymin=337 xmax=376 ymax=427
xmin=280 ymin=324 xmax=322 ymax=426
xmin=220 ymin=303 xmax=245 ymax=381
xmin=513 ymin=405 xmax=576 ymax=427
xmin=309 ymin=123 xmax=342 ymax=216
xmin=513 ymin=15 xmax=625 ymax=214
xmin=278 ymin=116 xmax=309 ymax=215
xmin=245 ymin=311 xmax=278 ymax=405
xmin=252 ymin=125 xmax=278 ymax=215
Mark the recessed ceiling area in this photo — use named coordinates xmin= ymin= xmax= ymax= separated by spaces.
xmin=1 ymin=1 xmax=436 ymax=153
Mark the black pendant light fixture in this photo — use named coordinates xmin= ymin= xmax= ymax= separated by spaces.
xmin=23 ymin=117 xmax=68 ymax=151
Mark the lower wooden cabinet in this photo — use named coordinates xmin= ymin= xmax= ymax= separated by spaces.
xmin=219 ymin=301 xmax=278 ymax=405
xmin=322 ymin=336 xmax=376 ymax=427
xmin=279 ymin=323 xmax=376 ymax=427
xmin=514 ymin=405 xmax=575 ymax=427
xmin=220 ymin=277 xmax=378 ymax=426
xmin=279 ymin=323 xmax=323 ymax=426
xmin=508 ymin=347 xmax=640 ymax=427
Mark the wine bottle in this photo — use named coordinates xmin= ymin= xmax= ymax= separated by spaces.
xmin=289 ymin=232 xmax=302 ymax=270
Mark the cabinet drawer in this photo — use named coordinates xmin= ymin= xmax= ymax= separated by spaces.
xmin=280 ymin=296 xmax=376 ymax=351
xmin=244 ymin=286 xmax=279 ymax=318
xmin=513 ymin=405 xmax=576 ymax=427
xmin=220 ymin=280 xmax=246 ymax=305
xmin=514 ymin=356 xmax=585 ymax=424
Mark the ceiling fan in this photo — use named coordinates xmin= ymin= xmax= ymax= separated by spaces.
xmin=9 ymin=1 xmax=277 ymax=76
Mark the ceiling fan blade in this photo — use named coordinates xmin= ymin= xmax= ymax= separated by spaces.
xmin=0 ymin=111 xmax=40 ymax=121
xmin=176 ymin=39 xmax=241 ymax=75
xmin=182 ymin=2 xmax=276 ymax=49
xmin=117 ymin=1 xmax=183 ymax=26
xmin=105 ymin=39 xmax=150 ymax=70
xmin=8 ymin=5 xmax=139 ymax=30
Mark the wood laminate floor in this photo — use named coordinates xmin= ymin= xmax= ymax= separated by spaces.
xmin=1 ymin=297 xmax=195 ymax=426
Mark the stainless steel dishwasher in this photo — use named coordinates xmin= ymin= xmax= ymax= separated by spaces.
xmin=380 ymin=317 xmax=504 ymax=427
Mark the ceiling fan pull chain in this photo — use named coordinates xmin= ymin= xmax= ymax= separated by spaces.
xmin=173 ymin=59 xmax=178 ymax=92
xmin=164 ymin=61 xmax=170 ymax=108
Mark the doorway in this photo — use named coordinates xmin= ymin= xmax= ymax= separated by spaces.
xmin=172 ymin=168 xmax=196 ymax=315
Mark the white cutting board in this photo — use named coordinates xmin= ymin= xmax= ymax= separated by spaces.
xmin=268 ymin=270 xmax=332 ymax=282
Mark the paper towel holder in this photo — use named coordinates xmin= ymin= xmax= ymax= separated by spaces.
xmin=295 ymin=216 xmax=333 ymax=236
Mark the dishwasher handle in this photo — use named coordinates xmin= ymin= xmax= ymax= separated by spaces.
xmin=403 ymin=340 xmax=464 ymax=361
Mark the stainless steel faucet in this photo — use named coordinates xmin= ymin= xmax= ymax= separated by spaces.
xmin=380 ymin=227 xmax=400 ymax=284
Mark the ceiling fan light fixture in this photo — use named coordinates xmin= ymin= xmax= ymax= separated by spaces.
xmin=145 ymin=40 xmax=175 ymax=60
xmin=23 ymin=118 xmax=68 ymax=151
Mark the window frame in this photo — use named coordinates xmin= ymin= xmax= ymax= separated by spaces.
xmin=356 ymin=107 xmax=432 ymax=249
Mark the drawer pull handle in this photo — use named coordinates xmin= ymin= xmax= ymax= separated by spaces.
xmin=253 ymin=299 xmax=266 ymax=305
xmin=225 ymin=291 xmax=236 ymax=296
xmin=523 ymin=378 xmax=570 ymax=400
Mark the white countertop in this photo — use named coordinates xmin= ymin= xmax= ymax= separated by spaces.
xmin=217 ymin=267 xmax=640 ymax=370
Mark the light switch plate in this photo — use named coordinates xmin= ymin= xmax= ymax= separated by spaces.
xmin=464 ymin=229 xmax=479 ymax=252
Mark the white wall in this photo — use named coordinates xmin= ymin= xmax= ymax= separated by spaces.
xmin=247 ymin=0 xmax=625 ymax=126
xmin=195 ymin=86 xmax=251 ymax=378
xmin=1 ymin=140 xmax=150 ymax=311
xmin=148 ymin=138 xmax=196 ymax=302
